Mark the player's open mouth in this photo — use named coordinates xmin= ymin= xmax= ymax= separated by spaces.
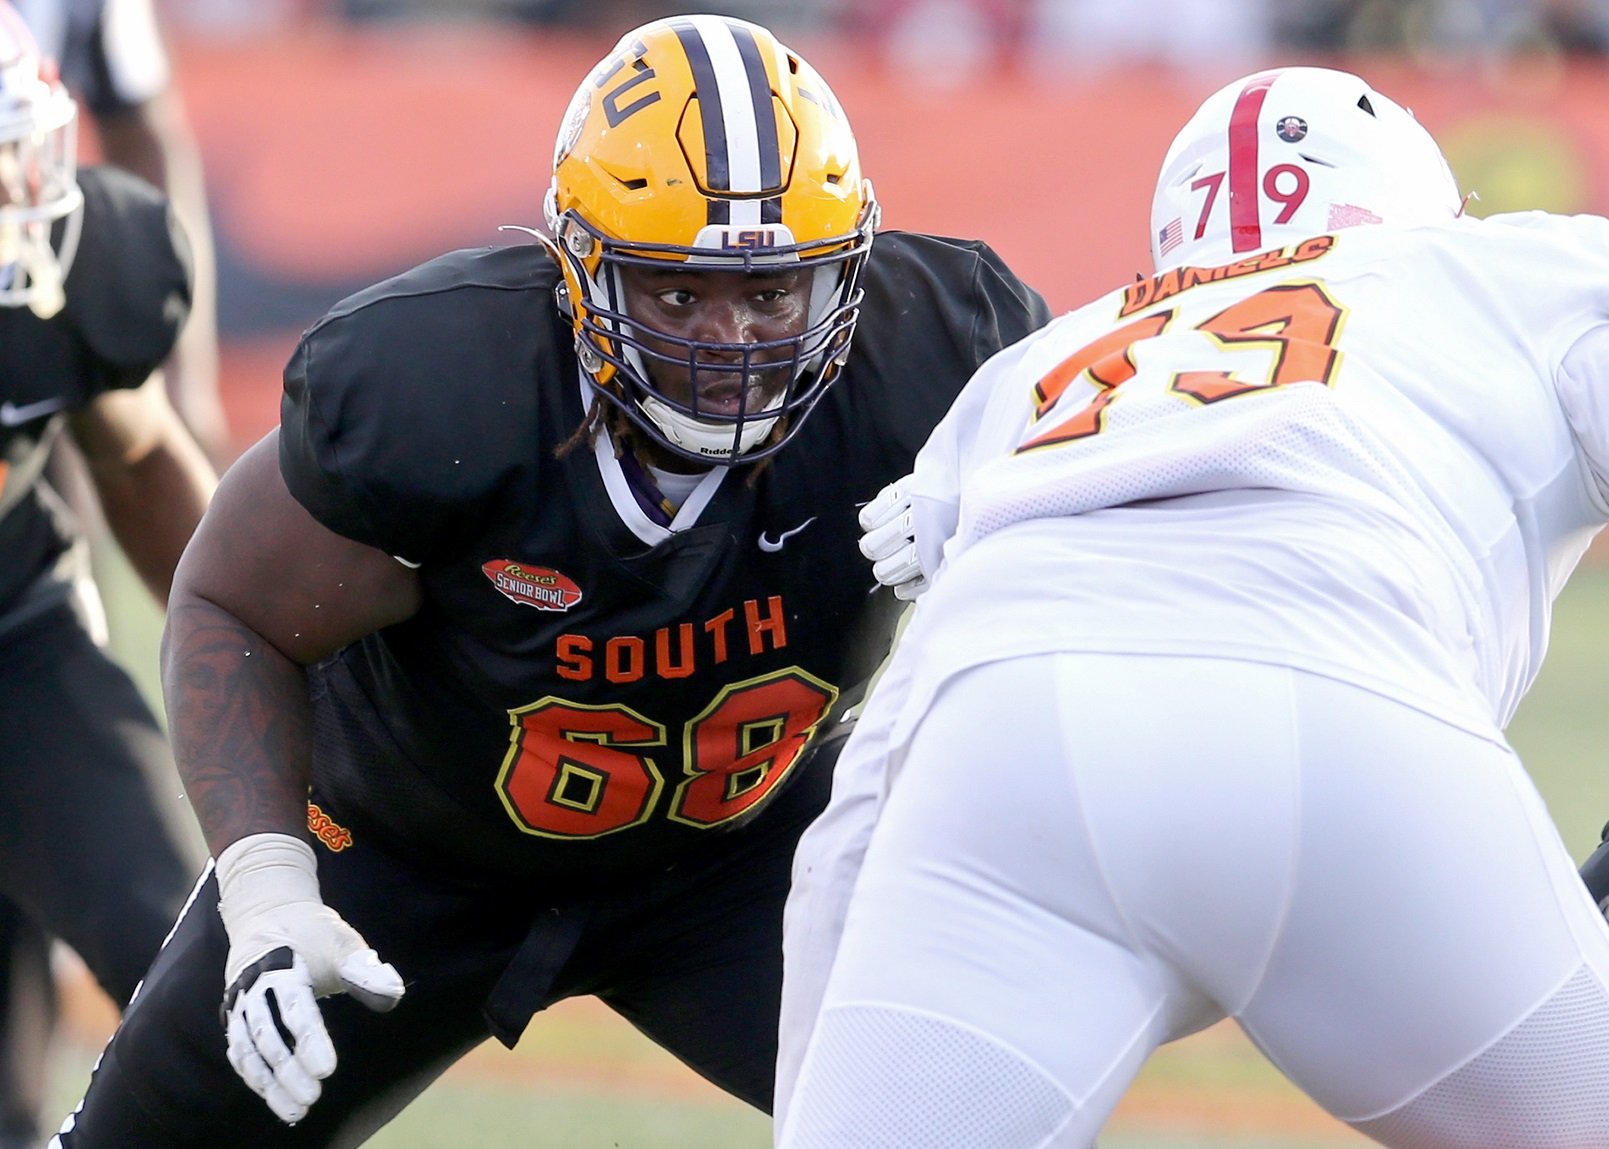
xmin=693 ymin=373 xmax=783 ymax=417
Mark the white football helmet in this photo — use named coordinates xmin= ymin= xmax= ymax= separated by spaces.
xmin=1150 ymin=67 xmax=1461 ymax=272
xmin=0 ymin=2 xmax=80 ymax=318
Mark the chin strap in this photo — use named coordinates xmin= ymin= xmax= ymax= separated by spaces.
xmin=639 ymin=390 xmax=785 ymax=461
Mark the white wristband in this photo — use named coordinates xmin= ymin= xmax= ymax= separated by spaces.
xmin=215 ymin=833 xmax=322 ymax=944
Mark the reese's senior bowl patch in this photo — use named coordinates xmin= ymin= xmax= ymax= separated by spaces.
xmin=307 ymin=802 xmax=352 ymax=852
xmin=482 ymin=559 xmax=584 ymax=612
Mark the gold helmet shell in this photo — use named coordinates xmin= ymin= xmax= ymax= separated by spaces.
xmin=544 ymin=15 xmax=878 ymax=464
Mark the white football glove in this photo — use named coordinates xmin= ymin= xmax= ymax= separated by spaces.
xmin=216 ymin=833 xmax=405 ymax=1125
xmin=858 ymin=479 xmax=929 ymax=601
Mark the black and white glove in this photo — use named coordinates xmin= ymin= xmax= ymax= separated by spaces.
xmin=859 ymin=480 xmax=929 ymax=601
xmin=216 ymin=833 xmax=405 ymax=1124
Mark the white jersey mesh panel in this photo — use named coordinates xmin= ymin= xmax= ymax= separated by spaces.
xmin=783 ymin=1004 xmax=1074 ymax=1149
xmin=1352 ymin=965 xmax=1609 ymax=1149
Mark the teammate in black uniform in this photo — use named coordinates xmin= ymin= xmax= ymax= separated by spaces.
xmin=21 ymin=0 xmax=224 ymax=458
xmin=55 ymin=15 xmax=1050 ymax=1146
xmin=0 ymin=9 xmax=211 ymax=1148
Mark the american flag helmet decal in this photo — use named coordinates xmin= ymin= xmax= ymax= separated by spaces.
xmin=1158 ymin=217 xmax=1183 ymax=257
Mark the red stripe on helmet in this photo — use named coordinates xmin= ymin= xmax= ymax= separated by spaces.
xmin=1228 ymin=71 xmax=1281 ymax=253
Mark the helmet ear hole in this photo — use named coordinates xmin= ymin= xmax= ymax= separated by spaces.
xmin=1357 ymin=94 xmax=1376 ymax=116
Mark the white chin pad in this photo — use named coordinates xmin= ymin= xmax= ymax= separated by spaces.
xmin=641 ymin=392 xmax=784 ymax=459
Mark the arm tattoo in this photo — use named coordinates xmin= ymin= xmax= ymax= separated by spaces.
xmin=163 ymin=598 xmax=313 ymax=856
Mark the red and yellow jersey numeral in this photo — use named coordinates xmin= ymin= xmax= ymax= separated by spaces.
xmin=497 ymin=667 xmax=839 ymax=839
xmin=670 ymin=669 xmax=838 ymax=827
xmin=498 ymin=699 xmax=666 ymax=840
xmin=1170 ymin=281 xmax=1346 ymax=405
xmin=1031 ymin=311 xmax=1176 ymax=420
xmin=1021 ymin=311 xmax=1176 ymax=452
xmin=1019 ymin=280 xmax=1347 ymax=454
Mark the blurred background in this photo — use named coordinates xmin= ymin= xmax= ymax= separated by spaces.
xmin=113 ymin=0 xmax=1609 ymax=448
xmin=51 ymin=0 xmax=1609 ymax=1145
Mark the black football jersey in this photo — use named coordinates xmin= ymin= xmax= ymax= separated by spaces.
xmin=281 ymin=232 xmax=1050 ymax=882
xmin=0 ymin=164 xmax=192 ymax=613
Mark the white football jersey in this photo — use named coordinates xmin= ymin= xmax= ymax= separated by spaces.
xmin=905 ymin=213 xmax=1609 ymax=734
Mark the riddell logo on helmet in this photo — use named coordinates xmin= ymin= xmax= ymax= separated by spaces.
xmin=483 ymin=560 xmax=584 ymax=612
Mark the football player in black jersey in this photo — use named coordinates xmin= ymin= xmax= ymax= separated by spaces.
xmin=55 ymin=15 xmax=1050 ymax=1146
xmin=0 ymin=9 xmax=213 ymax=1149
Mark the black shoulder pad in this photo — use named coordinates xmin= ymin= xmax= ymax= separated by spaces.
xmin=61 ymin=166 xmax=193 ymax=372
xmin=811 ymin=231 xmax=1049 ymax=475
xmin=280 ymin=244 xmax=565 ymax=563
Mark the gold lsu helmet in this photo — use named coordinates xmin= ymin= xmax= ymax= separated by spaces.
xmin=544 ymin=15 xmax=879 ymax=465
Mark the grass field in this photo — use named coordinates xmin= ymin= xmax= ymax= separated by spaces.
xmin=42 ymin=557 xmax=1609 ymax=1148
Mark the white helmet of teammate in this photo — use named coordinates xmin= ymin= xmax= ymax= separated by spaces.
xmin=0 ymin=1 xmax=80 ymax=319
xmin=1150 ymin=67 xmax=1461 ymax=272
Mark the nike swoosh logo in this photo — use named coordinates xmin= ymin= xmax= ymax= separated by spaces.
xmin=758 ymin=517 xmax=817 ymax=553
xmin=0 ymin=397 xmax=68 ymax=426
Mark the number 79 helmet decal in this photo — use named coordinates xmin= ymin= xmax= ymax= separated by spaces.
xmin=1150 ymin=67 xmax=1461 ymax=273
xmin=543 ymin=15 xmax=878 ymax=465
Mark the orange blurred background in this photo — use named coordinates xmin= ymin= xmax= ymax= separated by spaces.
xmin=149 ymin=26 xmax=1609 ymax=450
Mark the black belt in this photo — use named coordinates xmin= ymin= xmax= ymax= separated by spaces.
xmin=482 ymin=899 xmax=594 ymax=1047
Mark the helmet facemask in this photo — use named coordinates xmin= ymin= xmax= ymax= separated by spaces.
xmin=0 ymin=14 xmax=81 ymax=320
xmin=549 ymin=201 xmax=874 ymax=465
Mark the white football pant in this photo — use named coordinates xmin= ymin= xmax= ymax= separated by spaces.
xmin=778 ymin=653 xmax=1609 ymax=1149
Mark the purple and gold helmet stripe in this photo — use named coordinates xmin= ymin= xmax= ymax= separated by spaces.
xmin=730 ymin=22 xmax=784 ymax=225
xmin=670 ymin=16 xmax=784 ymax=228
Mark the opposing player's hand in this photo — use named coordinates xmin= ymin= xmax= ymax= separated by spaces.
xmin=859 ymin=479 xmax=929 ymax=601
xmin=215 ymin=833 xmax=405 ymax=1124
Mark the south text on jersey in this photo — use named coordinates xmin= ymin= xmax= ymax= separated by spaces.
xmin=556 ymin=595 xmax=789 ymax=683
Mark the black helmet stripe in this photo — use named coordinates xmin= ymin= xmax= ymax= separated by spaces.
xmin=671 ymin=21 xmax=728 ymax=195
xmin=730 ymin=23 xmax=782 ymax=195
xmin=670 ymin=17 xmax=782 ymax=228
